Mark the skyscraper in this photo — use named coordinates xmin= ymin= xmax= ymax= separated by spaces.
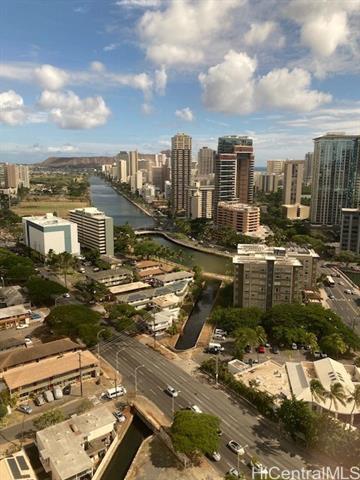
xmin=198 ymin=146 xmax=214 ymax=175
xmin=340 ymin=208 xmax=360 ymax=254
xmin=214 ymin=135 xmax=254 ymax=220
xmin=304 ymin=152 xmax=313 ymax=186
xmin=311 ymin=133 xmax=360 ymax=226
xmin=267 ymin=160 xmax=285 ymax=175
xmin=171 ymin=133 xmax=192 ymax=213
xmin=128 ymin=151 xmax=138 ymax=177
xmin=283 ymin=160 xmax=304 ymax=205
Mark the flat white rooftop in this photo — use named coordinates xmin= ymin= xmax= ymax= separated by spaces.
xmin=23 ymin=213 xmax=73 ymax=227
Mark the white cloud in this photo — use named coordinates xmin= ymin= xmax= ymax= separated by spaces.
xmin=175 ymin=107 xmax=194 ymax=122
xmin=137 ymin=0 xmax=243 ymax=67
xmin=141 ymin=103 xmax=153 ymax=114
xmin=199 ymin=50 xmax=331 ymax=115
xmin=47 ymin=144 xmax=79 ymax=153
xmin=34 ymin=64 xmax=69 ymax=90
xmin=90 ymin=61 xmax=106 ymax=73
xmin=244 ymin=21 xmax=277 ymax=46
xmin=103 ymin=43 xmax=118 ymax=52
xmin=116 ymin=0 xmax=161 ymax=7
xmin=0 ymin=90 xmax=26 ymax=126
xmin=38 ymin=90 xmax=111 ymax=129
xmin=154 ymin=66 xmax=167 ymax=95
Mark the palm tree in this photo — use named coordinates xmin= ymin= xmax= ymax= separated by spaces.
xmin=347 ymin=384 xmax=360 ymax=425
xmin=325 ymin=382 xmax=347 ymax=416
xmin=309 ymin=379 xmax=326 ymax=411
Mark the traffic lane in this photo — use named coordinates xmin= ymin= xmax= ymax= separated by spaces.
xmin=101 ymin=336 xmax=310 ymax=471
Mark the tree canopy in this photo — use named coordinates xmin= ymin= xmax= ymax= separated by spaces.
xmin=34 ymin=409 xmax=65 ymax=430
xmin=26 ymin=276 xmax=67 ymax=306
xmin=0 ymin=248 xmax=35 ymax=285
xmin=171 ymin=410 xmax=220 ymax=459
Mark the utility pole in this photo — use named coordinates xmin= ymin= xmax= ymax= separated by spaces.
xmin=134 ymin=365 xmax=145 ymax=398
xmin=96 ymin=328 xmax=107 ymax=385
xmin=215 ymin=354 xmax=219 ymax=387
xmin=78 ymin=351 xmax=83 ymax=397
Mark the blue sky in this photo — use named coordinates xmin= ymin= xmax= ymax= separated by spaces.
xmin=0 ymin=0 xmax=359 ymax=165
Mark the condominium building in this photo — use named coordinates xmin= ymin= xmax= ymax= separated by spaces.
xmin=22 ymin=213 xmax=80 ymax=256
xmin=255 ymin=173 xmax=282 ymax=193
xmin=130 ymin=170 xmax=143 ymax=193
xmin=128 ymin=150 xmax=138 ymax=177
xmin=214 ymin=136 xmax=254 ymax=221
xmin=4 ymin=163 xmax=19 ymax=189
xmin=0 ymin=163 xmax=5 ymax=188
xmin=311 ymin=133 xmax=360 ymax=226
xmin=198 ymin=146 xmax=215 ymax=175
xmin=171 ymin=133 xmax=192 ymax=213
xmin=217 ymin=201 xmax=260 ymax=234
xmin=186 ymin=182 xmax=214 ymax=219
xmin=69 ymin=207 xmax=114 ymax=256
xmin=304 ymin=152 xmax=313 ymax=186
xmin=283 ymin=160 xmax=304 ymax=205
xmin=18 ymin=165 xmax=30 ymax=188
xmin=233 ymin=245 xmax=304 ymax=309
xmin=286 ymin=245 xmax=319 ymax=290
xmin=116 ymin=159 xmax=127 ymax=183
xmin=340 ymin=208 xmax=360 ymax=254
xmin=267 ymin=159 xmax=285 ymax=175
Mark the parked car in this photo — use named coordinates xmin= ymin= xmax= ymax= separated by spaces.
xmin=215 ymin=328 xmax=227 ymax=336
xmin=53 ymin=386 xmax=63 ymax=400
xmin=63 ymin=384 xmax=71 ymax=395
xmin=213 ymin=334 xmax=226 ymax=341
xmin=244 ymin=344 xmax=252 ymax=353
xmin=227 ymin=440 xmax=245 ymax=455
xmin=329 ymin=294 xmax=335 ymax=300
xmin=63 ymin=293 xmax=70 ymax=298
xmin=16 ymin=324 xmax=28 ymax=330
xmin=44 ymin=390 xmax=55 ymax=402
xmin=189 ymin=404 xmax=202 ymax=414
xmin=271 ymin=345 xmax=279 ymax=354
xmin=113 ymin=411 xmax=126 ymax=423
xmin=209 ymin=451 xmax=221 ymax=462
xmin=291 ymin=342 xmax=298 ymax=350
xmin=30 ymin=312 xmax=42 ymax=320
xmin=227 ymin=468 xmax=243 ymax=478
xmin=249 ymin=459 xmax=268 ymax=475
xmin=24 ymin=337 xmax=33 ymax=345
xmin=93 ymin=267 xmax=100 ymax=272
xmin=314 ymin=351 xmax=328 ymax=359
xmin=103 ymin=386 xmax=127 ymax=400
xmin=257 ymin=345 xmax=265 ymax=354
xmin=165 ymin=386 xmax=179 ymax=397
xmin=18 ymin=404 xmax=32 ymax=414
xmin=35 ymin=394 xmax=45 ymax=406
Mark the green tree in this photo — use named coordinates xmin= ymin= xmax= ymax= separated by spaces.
xmin=46 ymin=304 xmax=103 ymax=346
xmin=347 ymin=385 xmax=360 ymax=425
xmin=278 ymin=399 xmax=318 ymax=446
xmin=325 ymin=382 xmax=347 ymax=413
xmin=0 ymin=403 xmax=7 ymax=419
xmin=47 ymin=251 xmax=78 ymax=287
xmin=310 ymin=379 xmax=326 ymax=407
xmin=34 ymin=409 xmax=65 ymax=430
xmin=26 ymin=276 xmax=67 ymax=306
xmin=320 ymin=333 xmax=347 ymax=358
xmin=171 ymin=410 xmax=220 ymax=460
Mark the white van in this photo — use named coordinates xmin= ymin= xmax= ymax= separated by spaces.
xmin=53 ymin=386 xmax=63 ymax=400
xmin=208 ymin=342 xmax=225 ymax=352
xmin=104 ymin=386 xmax=127 ymax=399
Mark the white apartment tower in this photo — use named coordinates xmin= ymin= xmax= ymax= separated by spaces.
xmin=171 ymin=133 xmax=192 ymax=213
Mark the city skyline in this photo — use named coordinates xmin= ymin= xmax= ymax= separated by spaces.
xmin=1 ymin=0 xmax=360 ymax=164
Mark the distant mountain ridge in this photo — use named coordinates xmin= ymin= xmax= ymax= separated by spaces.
xmin=39 ymin=156 xmax=115 ymax=168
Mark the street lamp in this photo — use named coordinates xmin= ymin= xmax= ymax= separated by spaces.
xmin=171 ymin=391 xmax=180 ymax=417
xmin=97 ymin=328 xmax=107 ymax=384
xmin=0 ymin=276 xmax=4 ymax=287
xmin=115 ymin=347 xmax=127 ymax=391
xmin=214 ymin=354 xmax=219 ymax=387
xmin=134 ymin=365 xmax=145 ymax=397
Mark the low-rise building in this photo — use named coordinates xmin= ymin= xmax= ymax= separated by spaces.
xmin=116 ymin=281 xmax=188 ymax=309
xmin=0 ymin=305 xmax=30 ymax=330
xmin=85 ymin=267 xmax=133 ymax=287
xmin=22 ymin=213 xmax=80 ymax=257
xmin=0 ymin=286 xmax=26 ymax=308
xmin=36 ymin=406 xmax=116 ymax=480
xmin=108 ymin=281 xmax=150 ymax=297
xmin=0 ymin=450 xmax=36 ymax=480
xmin=282 ymin=203 xmax=310 ymax=220
xmin=3 ymin=349 xmax=99 ymax=399
xmin=153 ymin=270 xmax=194 ymax=287
xmin=216 ymin=201 xmax=260 ymax=234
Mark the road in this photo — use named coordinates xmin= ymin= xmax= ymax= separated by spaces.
xmin=100 ymin=333 xmax=319 ymax=476
xmin=321 ymin=265 xmax=360 ymax=333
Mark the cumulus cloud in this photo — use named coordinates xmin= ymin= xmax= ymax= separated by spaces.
xmin=103 ymin=43 xmax=118 ymax=52
xmin=0 ymin=90 xmax=27 ymax=125
xmin=116 ymin=0 xmax=161 ymax=7
xmin=34 ymin=64 xmax=69 ymax=90
xmin=175 ymin=107 xmax=194 ymax=122
xmin=47 ymin=144 xmax=79 ymax=153
xmin=244 ymin=21 xmax=277 ymax=46
xmin=141 ymin=103 xmax=153 ymax=114
xmin=90 ymin=61 xmax=106 ymax=73
xmin=199 ymin=50 xmax=331 ymax=115
xmin=38 ymin=90 xmax=111 ymax=129
xmin=154 ymin=66 xmax=167 ymax=95
xmin=138 ymin=0 xmax=243 ymax=66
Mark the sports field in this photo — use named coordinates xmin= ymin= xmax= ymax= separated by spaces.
xmin=12 ymin=199 xmax=90 ymax=218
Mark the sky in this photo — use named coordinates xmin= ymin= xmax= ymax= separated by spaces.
xmin=0 ymin=0 xmax=360 ymax=166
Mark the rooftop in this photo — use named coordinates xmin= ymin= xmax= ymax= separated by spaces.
xmin=155 ymin=271 xmax=194 ymax=283
xmin=3 ymin=350 xmax=98 ymax=390
xmin=151 ymin=293 xmax=181 ymax=308
xmin=0 ymin=286 xmax=26 ymax=307
xmin=0 ymin=304 xmax=29 ymax=321
xmin=136 ymin=260 xmax=160 ymax=269
xmin=86 ymin=267 xmax=132 ymax=281
xmin=217 ymin=201 xmax=260 ymax=212
xmin=109 ymin=281 xmax=150 ymax=295
xmin=22 ymin=213 xmax=73 ymax=227
xmin=0 ymin=450 xmax=36 ymax=480
xmin=117 ymin=281 xmax=188 ymax=305
xmin=138 ymin=267 xmax=164 ymax=278
xmin=0 ymin=338 xmax=81 ymax=371
xmin=69 ymin=207 xmax=110 ymax=219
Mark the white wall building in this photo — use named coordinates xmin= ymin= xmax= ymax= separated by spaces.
xmin=130 ymin=171 xmax=143 ymax=193
xmin=22 ymin=213 xmax=80 ymax=256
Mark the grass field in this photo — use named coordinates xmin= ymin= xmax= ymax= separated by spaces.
xmin=12 ymin=199 xmax=90 ymax=218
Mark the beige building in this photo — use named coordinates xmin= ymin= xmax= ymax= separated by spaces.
xmin=340 ymin=208 xmax=360 ymax=254
xmin=286 ymin=245 xmax=319 ymax=290
xmin=128 ymin=150 xmax=138 ymax=177
xmin=216 ymin=201 xmax=260 ymax=234
xmin=171 ymin=133 xmax=192 ymax=213
xmin=186 ymin=182 xmax=214 ymax=219
xmin=267 ymin=159 xmax=285 ymax=175
xmin=116 ymin=159 xmax=127 ymax=183
xmin=282 ymin=203 xmax=310 ymax=220
xmin=198 ymin=146 xmax=214 ymax=175
xmin=255 ymin=173 xmax=282 ymax=193
xmin=233 ymin=245 xmax=303 ymax=309
xmin=283 ymin=160 xmax=304 ymax=205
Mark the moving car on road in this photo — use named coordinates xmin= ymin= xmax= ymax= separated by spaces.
xmin=189 ymin=404 xmax=202 ymax=414
xmin=209 ymin=451 xmax=221 ymax=461
xmin=165 ymin=385 xmax=179 ymax=397
xmin=227 ymin=468 xmax=243 ymax=478
xmin=227 ymin=440 xmax=245 ymax=455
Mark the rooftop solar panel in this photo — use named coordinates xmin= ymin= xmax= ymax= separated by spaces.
xmin=17 ymin=455 xmax=28 ymax=471
xmin=7 ymin=458 xmax=22 ymax=479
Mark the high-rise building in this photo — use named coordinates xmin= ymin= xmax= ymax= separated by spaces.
xmin=116 ymin=159 xmax=127 ymax=183
xmin=214 ymin=136 xmax=254 ymax=221
xmin=0 ymin=163 xmax=6 ymax=188
xmin=267 ymin=160 xmax=285 ymax=175
xmin=340 ymin=208 xmax=360 ymax=254
xmin=311 ymin=133 xmax=360 ymax=226
xmin=130 ymin=171 xmax=143 ymax=193
xmin=233 ymin=245 xmax=303 ymax=309
xmin=283 ymin=160 xmax=304 ymax=205
xmin=128 ymin=151 xmax=138 ymax=177
xmin=216 ymin=201 xmax=260 ymax=234
xmin=186 ymin=182 xmax=214 ymax=219
xmin=69 ymin=207 xmax=114 ymax=256
xmin=255 ymin=173 xmax=282 ymax=193
xmin=171 ymin=133 xmax=192 ymax=213
xmin=5 ymin=164 xmax=19 ymax=189
xmin=23 ymin=213 xmax=80 ymax=257
xmin=198 ymin=147 xmax=215 ymax=175
xmin=18 ymin=165 xmax=30 ymax=189
xmin=304 ymin=152 xmax=313 ymax=186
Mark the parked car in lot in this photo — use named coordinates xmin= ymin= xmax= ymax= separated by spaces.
xmin=63 ymin=293 xmax=70 ymax=298
xmin=53 ymin=386 xmax=63 ymax=400
xmin=257 ymin=345 xmax=265 ymax=354
xmin=291 ymin=342 xmax=298 ymax=350
xmin=63 ymin=384 xmax=71 ymax=395
xmin=44 ymin=390 xmax=55 ymax=402
xmin=16 ymin=324 xmax=28 ymax=330
xmin=227 ymin=440 xmax=245 ymax=455
xmin=18 ymin=404 xmax=32 ymax=414
xmin=271 ymin=345 xmax=279 ymax=354
xmin=314 ymin=351 xmax=327 ymax=359
xmin=165 ymin=385 xmax=179 ymax=397
xmin=209 ymin=451 xmax=221 ymax=461
xmin=213 ymin=333 xmax=226 ymax=341
xmin=215 ymin=328 xmax=227 ymax=336
xmin=35 ymin=394 xmax=45 ymax=406
xmin=113 ymin=410 xmax=126 ymax=423
xmin=102 ymin=386 xmax=127 ymax=400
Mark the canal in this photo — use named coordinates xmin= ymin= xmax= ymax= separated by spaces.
xmin=89 ymin=176 xmax=233 ymax=275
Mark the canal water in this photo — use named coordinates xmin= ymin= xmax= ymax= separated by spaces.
xmin=89 ymin=176 xmax=233 ymax=275
xmin=175 ymin=280 xmax=220 ymax=350
xmin=101 ymin=416 xmax=152 ymax=480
